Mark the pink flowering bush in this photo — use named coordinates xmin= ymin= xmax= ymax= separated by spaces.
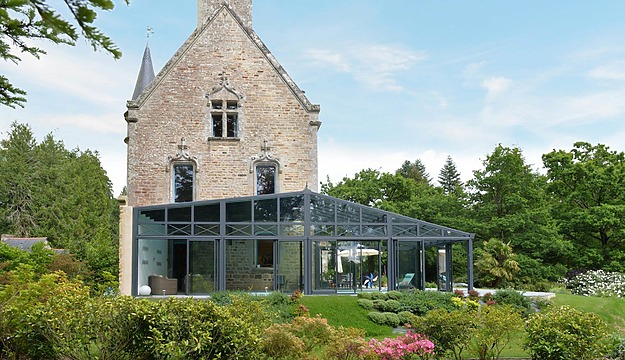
xmin=364 ymin=328 xmax=435 ymax=360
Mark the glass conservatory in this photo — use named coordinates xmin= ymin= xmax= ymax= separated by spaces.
xmin=132 ymin=189 xmax=474 ymax=296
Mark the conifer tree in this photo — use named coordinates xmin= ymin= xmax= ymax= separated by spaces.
xmin=438 ymin=155 xmax=463 ymax=194
xmin=396 ymin=159 xmax=431 ymax=184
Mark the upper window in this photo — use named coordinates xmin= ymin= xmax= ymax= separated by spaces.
xmin=210 ymin=100 xmax=238 ymax=138
xmin=173 ymin=163 xmax=194 ymax=203
xmin=256 ymin=165 xmax=276 ymax=195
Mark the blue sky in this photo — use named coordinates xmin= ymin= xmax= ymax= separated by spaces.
xmin=2 ymin=0 xmax=625 ymax=195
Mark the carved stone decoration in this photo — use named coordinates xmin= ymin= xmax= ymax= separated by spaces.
xmin=206 ymin=74 xmax=244 ymax=102
xmin=250 ymin=139 xmax=282 ymax=173
xmin=167 ymin=137 xmax=199 ymax=172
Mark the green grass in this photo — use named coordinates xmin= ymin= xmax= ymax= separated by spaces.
xmin=553 ymin=293 xmax=625 ymax=333
xmin=300 ymin=295 xmax=394 ymax=338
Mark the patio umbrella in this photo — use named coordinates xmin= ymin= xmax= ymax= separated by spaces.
xmin=337 ymin=245 xmax=379 ymax=273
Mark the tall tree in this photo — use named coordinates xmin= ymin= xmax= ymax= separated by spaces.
xmin=0 ymin=123 xmax=119 ymax=278
xmin=542 ymin=142 xmax=625 ymax=271
xmin=438 ymin=155 xmax=463 ymax=194
xmin=468 ymin=144 xmax=571 ymax=284
xmin=396 ymin=159 xmax=431 ymax=185
xmin=0 ymin=0 xmax=129 ymax=108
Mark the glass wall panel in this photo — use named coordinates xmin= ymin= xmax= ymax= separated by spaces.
xmin=194 ymin=203 xmax=220 ymax=222
xmin=254 ymin=199 xmax=278 ymax=222
xmin=140 ymin=209 xmax=165 ymax=222
xmin=397 ymin=241 xmax=422 ymax=291
xmin=312 ymin=241 xmax=337 ymax=291
xmin=168 ymin=206 xmax=191 ymax=222
xmin=189 ymin=241 xmax=216 ymax=294
xmin=225 ymin=239 xmax=274 ymax=292
xmin=226 ymin=201 xmax=251 ymax=222
xmin=137 ymin=239 xmax=173 ymax=294
xmin=278 ymin=241 xmax=303 ymax=293
xmin=337 ymin=241 xmax=382 ymax=292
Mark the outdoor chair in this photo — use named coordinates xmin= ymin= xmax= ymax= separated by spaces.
xmin=398 ymin=273 xmax=415 ymax=290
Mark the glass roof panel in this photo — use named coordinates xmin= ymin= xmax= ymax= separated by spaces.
xmin=194 ymin=203 xmax=220 ymax=222
xmin=226 ymin=201 xmax=251 ymax=222
xmin=337 ymin=203 xmax=359 ymax=223
xmin=310 ymin=195 xmax=335 ymax=223
xmin=280 ymin=195 xmax=304 ymax=222
xmin=254 ymin=199 xmax=278 ymax=222
xmin=419 ymin=224 xmax=442 ymax=237
xmin=361 ymin=207 xmax=386 ymax=223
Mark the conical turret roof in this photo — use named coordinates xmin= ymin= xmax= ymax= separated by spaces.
xmin=132 ymin=44 xmax=156 ymax=100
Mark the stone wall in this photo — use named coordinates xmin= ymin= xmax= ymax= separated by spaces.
xmin=126 ymin=4 xmax=320 ymax=207
xmin=198 ymin=0 xmax=252 ymax=29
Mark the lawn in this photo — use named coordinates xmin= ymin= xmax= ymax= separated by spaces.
xmin=299 ymin=292 xmax=625 ymax=359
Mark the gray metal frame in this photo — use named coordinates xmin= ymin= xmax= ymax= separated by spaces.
xmin=131 ymin=189 xmax=475 ymax=296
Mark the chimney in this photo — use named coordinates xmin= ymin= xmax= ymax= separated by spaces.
xmin=198 ymin=0 xmax=252 ymax=29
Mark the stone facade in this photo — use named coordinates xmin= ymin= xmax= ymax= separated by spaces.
xmin=125 ymin=0 xmax=321 ymax=207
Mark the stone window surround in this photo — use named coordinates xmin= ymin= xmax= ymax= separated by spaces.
xmin=167 ymin=138 xmax=199 ymax=203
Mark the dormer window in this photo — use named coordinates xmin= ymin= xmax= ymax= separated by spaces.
xmin=210 ymin=99 xmax=238 ymax=138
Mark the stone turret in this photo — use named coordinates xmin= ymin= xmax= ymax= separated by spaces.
xmin=198 ymin=0 xmax=252 ymax=28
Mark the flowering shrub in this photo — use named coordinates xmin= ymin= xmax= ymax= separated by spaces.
xmin=561 ymin=269 xmax=625 ymax=297
xmin=364 ymin=328 xmax=435 ymax=360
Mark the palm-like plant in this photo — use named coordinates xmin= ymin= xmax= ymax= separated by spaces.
xmin=475 ymin=238 xmax=520 ymax=288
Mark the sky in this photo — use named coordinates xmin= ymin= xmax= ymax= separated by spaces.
xmin=2 ymin=0 xmax=625 ymax=196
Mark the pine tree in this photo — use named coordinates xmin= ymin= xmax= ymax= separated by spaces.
xmin=438 ymin=156 xmax=463 ymax=194
xmin=396 ymin=159 xmax=431 ymax=184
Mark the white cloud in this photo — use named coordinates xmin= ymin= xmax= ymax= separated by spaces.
xmin=481 ymin=76 xmax=512 ymax=95
xmin=588 ymin=61 xmax=625 ymax=80
xmin=305 ymin=44 xmax=425 ymax=91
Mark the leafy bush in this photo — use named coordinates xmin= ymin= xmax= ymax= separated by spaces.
xmin=561 ymin=270 xmax=625 ymax=297
xmin=609 ymin=333 xmax=625 ymax=360
xmin=376 ymin=299 xmax=401 ymax=313
xmin=288 ymin=316 xmax=335 ymax=353
xmin=397 ymin=311 xmax=417 ymax=326
xmin=370 ymin=292 xmax=388 ymax=300
xmin=493 ymin=289 xmax=533 ymax=316
xmin=525 ymin=305 xmax=609 ymax=360
xmin=325 ymin=326 xmax=369 ymax=360
xmin=357 ymin=298 xmax=375 ymax=310
xmin=398 ymin=290 xmax=456 ymax=315
xmin=411 ymin=308 xmax=476 ymax=360
xmin=386 ymin=290 xmax=402 ymax=300
xmin=368 ymin=312 xmax=400 ymax=327
xmin=260 ymin=323 xmax=305 ymax=359
xmin=470 ymin=304 xmax=524 ymax=360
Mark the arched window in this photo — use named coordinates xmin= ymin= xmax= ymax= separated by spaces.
xmin=173 ymin=163 xmax=195 ymax=202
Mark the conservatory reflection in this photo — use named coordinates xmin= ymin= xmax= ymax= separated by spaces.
xmin=133 ymin=190 xmax=474 ymax=296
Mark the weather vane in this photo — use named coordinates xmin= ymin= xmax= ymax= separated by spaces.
xmin=147 ymin=26 xmax=154 ymax=40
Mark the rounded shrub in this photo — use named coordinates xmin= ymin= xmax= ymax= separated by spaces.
xmin=382 ymin=312 xmax=401 ymax=327
xmin=368 ymin=311 xmax=387 ymax=325
xmin=386 ymin=290 xmax=402 ymax=300
xmin=493 ymin=289 xmax=533 ymax=316
xmin=525 ymin=305 xmax=609 ymax=360
xmin=376 ymin=299 xmax=401 ymax=313
xmin=357 ymin=298 xmax=375 ymax=310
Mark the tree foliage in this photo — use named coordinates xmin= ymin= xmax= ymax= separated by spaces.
xmin=543 ymin=142 xmax=625 ymax=271
xmin=0 ymin=122 xmax=119 ymax=280
xmin=438 ymin=155 xmax=463 ymax=195
xmin=396 ymin=159 xmax=431 ymax=184
xmin=0 ymin=0 xmax=129 ymax=108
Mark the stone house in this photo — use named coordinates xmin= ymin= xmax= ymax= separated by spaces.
xmin=119 ymin=0 xmax=473 ymax=296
